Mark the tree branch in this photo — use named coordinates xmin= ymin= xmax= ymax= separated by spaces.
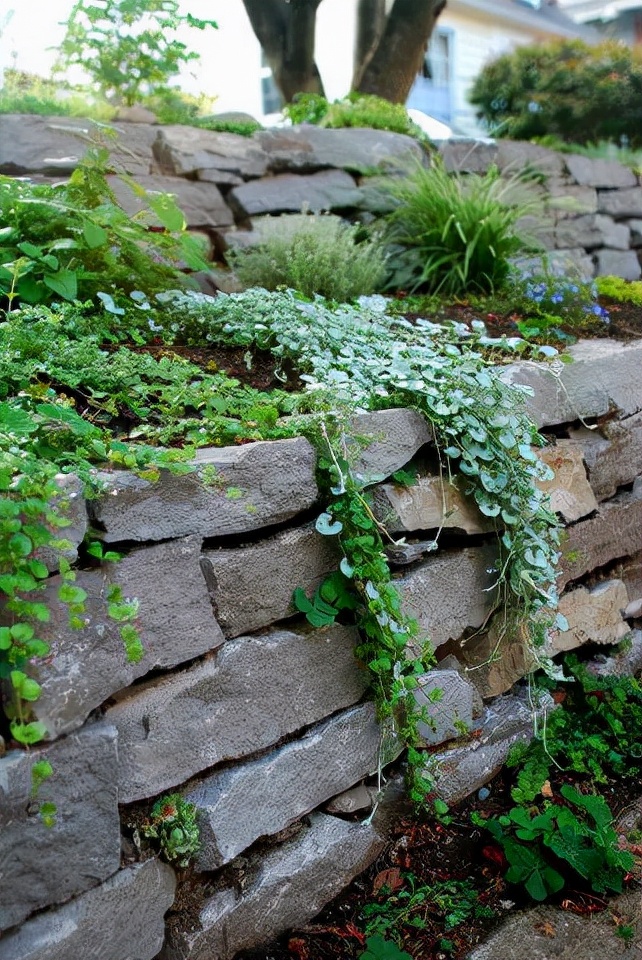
xmin=352 ymin=0 xmax=387 ymax=90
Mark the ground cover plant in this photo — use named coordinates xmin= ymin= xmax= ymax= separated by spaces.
xmin=284 ymin=92 xmax=428 ymax=141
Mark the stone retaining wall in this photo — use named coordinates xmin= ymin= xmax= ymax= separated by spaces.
xmin=1 ymin=336 xmax=641 ymax=959
xmin=3 ymin=114 xmax=642 ymax=281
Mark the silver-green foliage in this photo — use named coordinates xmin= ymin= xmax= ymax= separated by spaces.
xmin=227 ymin=214 xmax=387 ymax=302
xmin=156 ymin=288 xmax=561 ymax=626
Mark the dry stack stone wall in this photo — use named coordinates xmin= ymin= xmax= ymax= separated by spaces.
xmin=4 ymin=114 xmax=642 ymax=281
xmin=1 ymin=116 xmax=642 ymax=960
xmin=0 ymin=343 xmax=641 ymax=959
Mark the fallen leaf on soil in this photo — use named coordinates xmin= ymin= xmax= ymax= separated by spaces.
xmin=373 ymin=867 xmax=404 ymax=895
xmin=288 ymin=937 xmax=309 ymax=960
xmin=534 ymin=921 xmax=556 ymax=937
xmin=541 ymin=780 xmax=554 ymax=798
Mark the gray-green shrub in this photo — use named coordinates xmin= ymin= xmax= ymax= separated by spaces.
xmin=227 ymin=214 xmax=387 ymax=301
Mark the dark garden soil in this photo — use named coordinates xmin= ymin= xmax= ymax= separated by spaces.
xmin=233 ymin=767 xmax=642 ymax=960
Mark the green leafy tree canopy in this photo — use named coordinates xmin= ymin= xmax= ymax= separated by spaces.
xmin=56 ymin=0 xmax=217 ymax=106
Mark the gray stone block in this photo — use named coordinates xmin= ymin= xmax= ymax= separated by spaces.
xmin=229 ymin=170 xmax=363 ymax=217
xmin=554 ymin=213 xmax=629 ymax=250
xmin=512 ymin=248 xmax=594 ymax=281
xmin=106 ymin=623 xmax=369 ymax=801
xmin=107 ymin=173 xmax=234 ymax=228
xmin=438 ymin=139 xmax=498 ymax=174
xmin=189 ymin=703 xmax=398 ymax=869
xmin=0 ymin=114 xmax=91 ymax=175
xmin=0 ymin=859 xmax=175 ymax=960
xmin=496 ymin=140 xmax=565 ymax=178
xmin=458 ymin=617 xmax=538 ymax=699
xmin=201 ymin=522 xmax=340 ymax=638
xmin=597 ymin=186 xmax=642 ymax=218
xmin=346 ymin=408 xmax=433 ymax=485
xmin=257 ymin=126 xmax=425 ymax=173
xmin=160 ymin=813 xmax=384 ymax=960
xmin=588 ymin=629 xmax=642 ymax=679
xmin=569 ymin=413 xmax=642 ymax=500
xmin=560 ymin=484 xmax=642 ymax=588
xmin=595 ymin=248 xmax=641 ymax=280
xmin=564 ymin=154 xmax=637 ymax=188
xmin=326 ymin=783 xmax=379 ymax=814
xmin=626 ymin=218 xmax=642 ymax=247
xmin=153 ymin=125 xmax=269 ymax=178
xmin=0 ymin=724 xmax=120 ymax=931
xmin=546 ymin=181 xmax=598 ymax=218
xmin=499 ymin=339 xmax=642 ymax=428
xmin=427 ymin=690 xmax=555 ymax=805
xmin=91 ymin=438 xmax=318 ymax=542
xmin=398 ymin=545 xmax=499 ymax=649
xmin=414 ymin=670 xmax=474 ymax=746
xmin=20 ymin=536 xmax=223 ymax=738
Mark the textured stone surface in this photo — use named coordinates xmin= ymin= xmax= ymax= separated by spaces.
xmin=536 ymin=440 xmax=598 ymax=522
xmin=201 ymin=522 xmax=340 ymax=638
xmin=0 ymin=114 xmax=91 ymax=174
xmin=564 ymin=154 xmax=637 ymax=188
xmin=439 ymin=139 xmax=498 ymax=174
xmin=546 ymin=181 xmax=598 ymax=218
xmin=466 ymin=889 xmax=642 ymax=960
xmin=229 ymin=170 xmax=362 ymax=217
xmin=458 ymin=618 xmax=538 ymax=699
xmin=588 ymin=629 xmax=642 ymax=679
xmin=398 ymin=545 xmax=499 ymax=649
xmin=35 ymin=473 xmax=87 ymax=573
xmin=107 ymin=173 xmax=234 ymax=228
xmin=500 ymin=339 xmax=642 ymax=428
xmin=346 ymin=408 xmax=432 ymax=485
xmin=372 ymin=474 xmax=492 ymax=535
xmin=257 ymin=126 xmax=424 ymax=173
xmin=106 ymin=624 xmax=368 ymax=801
xmin=21 ymin=536 xmax=223 ymax=738
xmin=0 ymin=859 xmax=175 ymax=960
xmin=160 ymin=813 xmax=384 ymax=960
xmin=559 ymin=484 xmax=642 ymax=588
xmin=414 ymin=670 xmax=474 ymax=746
xmin=497 ymin=140 xmax=565 ymax=178
xmin=153 ymin=126 xmax=269 ymax=178
xmin=595 ymin=248 xmax=642 ymax=280
xmin=545 ymin=580 xmax=630 ymax=655
xmin=326 ymin=783 xmax=379 ymax=814
xmin=597 ymin=186 xmax=642 ymax=218
xmin=91 ymin=438 xmax=318 ymax=542
xmin=189 ymin=703 xmax=396 ymax=869
xmin=0 ymin=724 xmax=120 ymax=932
xmin=555 ymin=213 xmax=629 ymax=250
xmin=427 ymin=691 xmax=555 ymax=805
xmin=569 ymin=413 xmax=642 ymax=500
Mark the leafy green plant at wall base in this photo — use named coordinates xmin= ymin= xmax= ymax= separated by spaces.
xmin=358 ymin=935 xmax=413 ymax=960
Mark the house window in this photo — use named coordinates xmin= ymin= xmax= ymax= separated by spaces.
xmin=406 ymin=29 xmax=453 ymax=123
xmin=260 ymin=51 xmax=283 ymax=115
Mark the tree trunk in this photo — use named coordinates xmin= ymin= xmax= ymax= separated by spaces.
xmin=354 ymin=0 xmax=446 ymax=103
xmin=352 ymin=0 xmax=387 ymax=90
xmin=241 ymin=0 xmax=325 ymax=103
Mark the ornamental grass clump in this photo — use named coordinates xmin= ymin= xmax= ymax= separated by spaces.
xmin=384 ymin=159 xmax=541 ymax=296
xmin=227 ymin=214 xmax=387 ymax=301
